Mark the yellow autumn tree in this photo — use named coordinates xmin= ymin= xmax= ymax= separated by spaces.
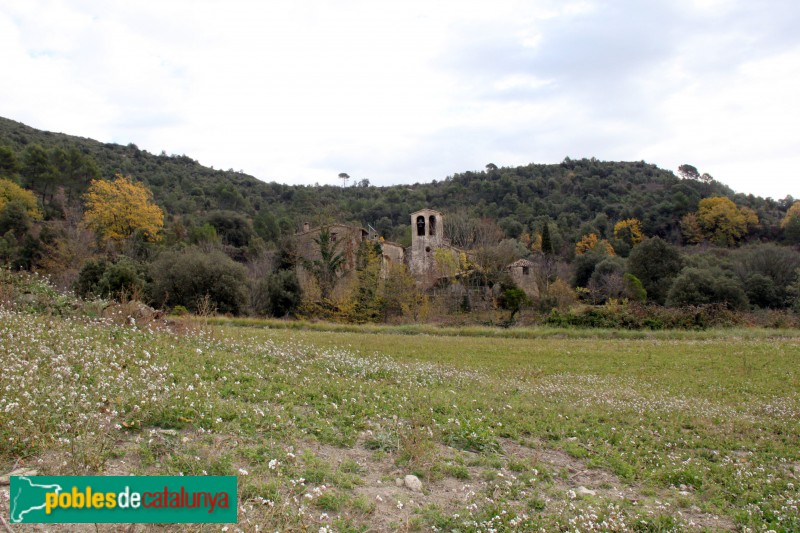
xmin=696 ymin=197 xmax=757 ymax=247
xmin=782 ymin=201 xmax=800 ymax=242
xmin=575 ymin=233 xmax=615 ymax=256
xmin=680 ymin=212 xmax=704 ymax=245
xmin=0 ymin=178 xmax=42 ymax=220
xmin=433 ymin=248 xmax=460 ymax=278
xmin=613 ymin=218 xmax=644 ymax=248
xmin=780 ymin=201 xmax=800 ymax=229
xmin=83 ymin=174 xmax=164 ymax=242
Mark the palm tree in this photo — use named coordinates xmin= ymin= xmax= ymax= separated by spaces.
xmin=303 ymin=227 xmax=345 ymax=299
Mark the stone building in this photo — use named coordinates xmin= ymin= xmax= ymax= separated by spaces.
xmin=408 ymin=208 xmax=443 ymax=287
xmin=506 ymin=258 xmax=539 ymax=298
xmin=293 ymin=223 xmax=368 ymax=299
xmin=295 ymin=208 xmax=470 ymax=295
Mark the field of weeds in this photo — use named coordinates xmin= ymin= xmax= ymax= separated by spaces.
xmin=1 ymin=275 xmax=799 ymax=531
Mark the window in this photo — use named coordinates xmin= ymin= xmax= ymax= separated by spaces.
xmin=522 ymin=266 xmax=530 ymax=275
xmin=416 ymin=216 xmax=426 ymax=236
xmin=429 ymin=215 xmax=436 ymax=236
xmin=331 ymin=232 xmax=337 ymax=242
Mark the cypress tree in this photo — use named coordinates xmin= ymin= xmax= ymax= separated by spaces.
xmin=541 ymin=222 xmax=554 ymax=256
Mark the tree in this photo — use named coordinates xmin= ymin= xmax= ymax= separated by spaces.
xmin=588 ymin=256 xmax=626 ymax=302
xmin=732 ymin=243 xmax=800 ymax=308
xmin=253 ymin=270 xmax=302 ymax=317
xmin=745 ymin=273 xmax=779 ymax=308
xmin=678 ymin=164 xmax=700 ymax=181
xmin=575 ymin=233 xmax=614 ymax=256
xmin=303 ymin=227 xmax=345 ymax=300
xmin=613 ymin=219 xmax=644 ymax=248
xmin=680 ymin=213 xmax=704 ymax=245
xmin=75 ymin=257 xmax=148 ymax=300
xmin=21 ymin=144 xmax=55 ymax=201
xmin=0 ymin=178 xmax=42 ymax=220
xmin=338 ymin=172 xmax=350 ymax=187
xmin=83 ymin=174 xmax=164 ymax=243
xmin=781 ymin=201 xmax=800 ymax=243
xmin=206 ymin=211 xmax=253 ymax=247
xmin=573 ymin=247 xmax=611 ymax=288
xmin=696 ymin=197 xmax=756 ymax=247
xmin=254 ymin=209 xmax=280 ymax=243
xmin=782 ymin=201 xmax=800 ymax=227
xmin=666 ymin=267 xmax=748 ymax=310
xmin=0 ymin=146 xmax=20 ymax=178
xmin=576 ymin=233 xmax=599 ymax=255
xmin=433 ymin=248 xmax=460 ymax=278
xmin=627 ymin=237 xmax=683 ymax=305
xmin=443 ymin=210 xmax=478 ymax=249
xmin=787 ymin=268 xmax=800 ymax=313
xmin=383 ymin=263 xmax=429 ymax=322
xmin=623 ymin=273 xmax=647 ymax=302
xmin=0 ymin=200 xmax=32 ymax=239
xmin=498 ymin=287 xmax=527 ymax=321
xmin=149 ymin=247 xmax=249 ymax=314
xmin=349 ymin=241 xmax=384 ymax=322
xmin=540 ymin=222 xmax=555 ymax=256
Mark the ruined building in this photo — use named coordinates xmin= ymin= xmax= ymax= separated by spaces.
xmin=294 ymin=208 xmax=536 ymax=299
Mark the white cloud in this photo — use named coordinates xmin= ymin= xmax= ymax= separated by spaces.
xmin=0 ymin=0 xmax=798 ymax=197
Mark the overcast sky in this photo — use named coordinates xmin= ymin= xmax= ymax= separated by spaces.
xmin=1 ymin=0 xmax=798 ymax=199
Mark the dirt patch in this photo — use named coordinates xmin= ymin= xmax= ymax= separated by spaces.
xmin=501 ymin=438 xmax=626 ymax=497
xmin=498 ymin=438 xmax=736 ymax=531
xmin=302 ymin=438 xmax=477 ymax=530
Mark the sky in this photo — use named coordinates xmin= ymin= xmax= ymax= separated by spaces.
xmin=1 ymin=0 xmax=799 ymax=199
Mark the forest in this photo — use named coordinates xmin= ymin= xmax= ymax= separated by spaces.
xmin=1 ymin=115 xmax=799 ymax=328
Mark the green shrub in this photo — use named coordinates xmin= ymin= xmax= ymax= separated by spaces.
xmin=745 ymin=273 xmax=779 ymax=308
xmin=75 ymin=258 xmax=148 ymax=301
xmin=252 ymin=269 xmax=302 ymax=317
xmin=75 ymin=258 xmax=108 ymax=298
xmin=627 ymin=237 xmax=683 ymax=305
xmin=545 ymin=301 xmax=743 ymax=330
xmin=99 ymin=258 xmax=148 ymax=300
xmin=623 ymin=273 xmax=647 ymax=302
xmin=149 ymin=246 xmax=248 ymax=315
xmin=170 ymin=305 xmax=189 ymax=316
xmin=666 ymin=267 xmax=748 ymax=310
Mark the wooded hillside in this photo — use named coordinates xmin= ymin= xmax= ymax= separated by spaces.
xmin=2 ymin=115 xmax=799 ymax=326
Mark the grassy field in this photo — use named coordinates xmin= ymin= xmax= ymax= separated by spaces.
xmin=1 ymin=287 xmax=799 ymax=530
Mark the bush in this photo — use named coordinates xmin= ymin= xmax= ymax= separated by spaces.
xmin=75 ymin=258 xmax=148 ymax=301
xmin=253 ymin=270 xmax=302 ymax=317
xmin=627 ymin=237 xmax=683 ymax=305
xmin=75 ymin=259 xmax=108 ymax=299
xmin=99 ymin=258 xmax=148 ymax=300
xmin=149 ymin=247 xmax=248 ymax=315
xmin=623 ymin=273 xmax=647 ymax=302
xmin=498 ymin=287 xmax=527 ymax=320
xmin=573 ymin=249 xmax=609 ymax=288
xmin=544 ymin=301 xmax=744 ymax=330
xmin=745 ymin=273 xmax=779 ymax=309
xmin=666 ymin=267 xmax=748 ymax=310
xmin=732 ymin=243 xmax=800 ymax=308
xmin=205 ymin=211 xmax=253 ymax=248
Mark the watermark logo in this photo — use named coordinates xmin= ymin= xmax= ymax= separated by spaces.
xmin=9 ymin=476 xmax=237 ymax=524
